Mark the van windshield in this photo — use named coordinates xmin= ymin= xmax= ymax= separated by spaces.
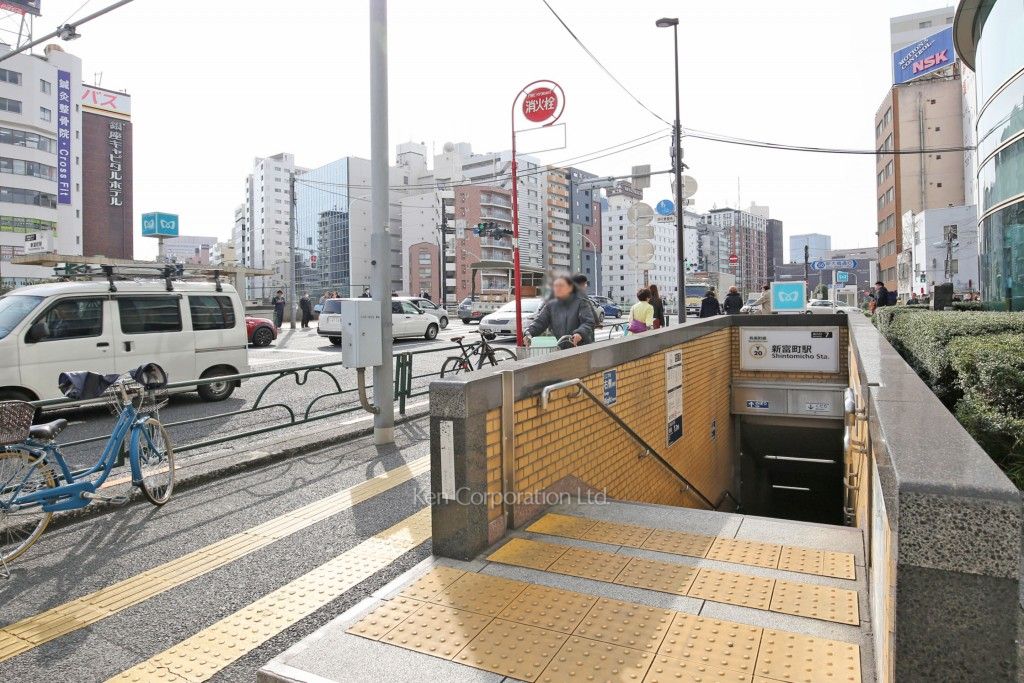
xmin=0 ymin=294 xmax=43 ymax=340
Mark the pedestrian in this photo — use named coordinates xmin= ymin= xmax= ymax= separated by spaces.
xmin=752 ymin=284 xmax=771 ymax=314
xmin=361 ymin=287 xmax=370 ymax=298
xmin=699 ymin=288 xmax=722 ymax=318
xmin=423 ymin=290 xmax=432 ymax=301
xmin=319 ymin=290 xmax=329 ymax=305
xmin=524 ymin=274 xmax=595 ymax=347
xmin=299 ymin=291 xmax=313 ymax=328
xmin=571 ymin=273 xmax=605 ymax=328
xmin=873 ymin=281 xmax=890 ymax=309
xmin=627 ymin=288 xmax=655 ymax=333
xmin=272 ymin=290 xmax=286 ymax=330
xmin=723 ymin=286 xmax=744 ymax=315
xmin=649 ymin=284 xmax=666 ymax=328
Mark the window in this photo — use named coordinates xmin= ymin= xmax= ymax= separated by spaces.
xmin=0 ymin=98 xmax=22 ymax=114
xmin=39 ymin=79 xmax=50 ymax=94
xmin=0 ymin=215 xmax=56 ymax=233
xmin=0 ymin=187 xmax=57 ymax=207
xmin=0 ymin=157 xmax=57 ymax=180
xmin=919 ymin=20 xmax=931 ymax=28
xmin=117 ymin=297 xmax=183 ymax=334
xmin=0 ymin=127 xmax=57 ymax=153
xmin=0 ymin=69 xmax=21 ymax=85
xmin=35 ymin=298 xmax=104 ymax=340
xmin=39 ymin=107 xmax=51 ymax=122
xmin=188 ymin=295 xmax=236 ymax=330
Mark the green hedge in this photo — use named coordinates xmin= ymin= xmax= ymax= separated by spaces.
xmin=873 ymin=306 xmax=927 ymax=353
xmin=951 ymin=301 xmax=986 ymax=312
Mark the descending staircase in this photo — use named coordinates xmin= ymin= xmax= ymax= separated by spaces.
xmin=260 ymin=500 xmax=872 ymax=683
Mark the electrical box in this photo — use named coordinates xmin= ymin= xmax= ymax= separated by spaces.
xmin=340 ymin=299 xmax=383 ymax=368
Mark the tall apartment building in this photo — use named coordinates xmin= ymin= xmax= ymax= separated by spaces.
xmin=705 ymin=207 xmax=768 ymax=293
xmin=789 ymin=233 xmax=831 ymax=262
xmin=890 ymin=7 xmax=955 ymax=53
xmin=0 ymin=43 xmax=83 ymax=285
xmin=766 ymin=219 xmax=783 ymax=279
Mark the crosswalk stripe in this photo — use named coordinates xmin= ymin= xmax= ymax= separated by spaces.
xmin=107 ymin=507 xmax=432 ymax=682
xmin=0 ymin=455 xmax=430 ymax=663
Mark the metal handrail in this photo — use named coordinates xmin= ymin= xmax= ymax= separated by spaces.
xmin=541 ymin=379 xmax=735 ymax=511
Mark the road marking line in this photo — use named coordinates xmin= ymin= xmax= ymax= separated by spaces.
xmin=0 ymin=456 xmax=430 ymax=663
xmin=107 ymin=507 xmax=432 ymax=682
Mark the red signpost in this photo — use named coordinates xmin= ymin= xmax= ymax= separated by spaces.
xmin=729 ymin=253 xmax=739 ymax=266
xmin=510 ymin=80 xmax=564 ymax=346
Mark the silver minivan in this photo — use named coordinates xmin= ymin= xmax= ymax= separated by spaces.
xmin=0 ymin=280 xmax=249 ymax=402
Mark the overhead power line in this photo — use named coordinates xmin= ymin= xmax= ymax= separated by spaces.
xmin=683 ymin=128 xmax=977 ymax=155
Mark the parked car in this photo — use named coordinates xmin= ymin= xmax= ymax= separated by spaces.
xmin=457 ymin=297 xmax=501 ymax=324
xmin=391 ymin=300 xmax=439 ymax=340
xmin=480 ymin=298 xmax=544 ymax=337
xmin=739 ymin=297 xmax=759 ymax=314
xmin=589 ymin=295 xmax=621 ymax=319
xmin=807 ymin=299 xmax=846 ymax=315
xmin=0 ymin=281 xmax=248 ymax=402
xmin=317 ymin=298 xmax=343 ymax=346
xmin=246 ymin=315 xmax=277 ymax=347
xmin=396 ymin=296 xmax=448 ymax=329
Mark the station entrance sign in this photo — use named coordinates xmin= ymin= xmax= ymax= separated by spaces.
xmin=739 ymin=327 xmax=840 ymax=373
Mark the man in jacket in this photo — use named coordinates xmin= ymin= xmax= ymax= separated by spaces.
xmin=525 ymin=275 xmax=595 ymax=346
xmin=723 ymin=286 xmax=744 ymax=314
xmin=699 ymin=289 xmax=722 ymax=318
xmin=571 ymin=273 xmax=605 ymax=327
xmin=272 ymin=290 xmax=286 ymax=330
xmin=874 ymin=281 xmax=890 ymax=308
xmin=299 ymin=292 xmax=313 ymax=328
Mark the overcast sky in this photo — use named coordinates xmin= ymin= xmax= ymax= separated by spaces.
xmin=19 ymin=0 xmax=953 ymax=261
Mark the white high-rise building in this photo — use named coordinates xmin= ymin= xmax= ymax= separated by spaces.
xmin=889 ymin=7 xmax=954 ymax=53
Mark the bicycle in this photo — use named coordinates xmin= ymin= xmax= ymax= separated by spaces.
xmin=440 ymin=331 xmax=518 ymax=377
xmin=0 ymin=363 xmax=175 ymax=566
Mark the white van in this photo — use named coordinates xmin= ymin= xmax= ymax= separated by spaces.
xmin=0 ymin=280 xmax=250 ymax=402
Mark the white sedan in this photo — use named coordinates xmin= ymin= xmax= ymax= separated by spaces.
xmin=480 ymin=298 xmax=544 ymax=337
xmin=806 ymin=299 xmax=847 ymax=314
xmin=391 ymin=300 xmax=440 ymax=339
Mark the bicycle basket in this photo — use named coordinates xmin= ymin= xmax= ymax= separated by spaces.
xmin=0 ymin=400 xmax=36 ymax=445
xmin=103 ymin=379 xmax=168 ymax=416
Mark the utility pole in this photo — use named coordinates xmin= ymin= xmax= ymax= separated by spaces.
xmin=803 ymin=244 xmax=810 ymax=301
xmin=656 ymin=17 xmax=686 ymax=324
xmin=370 ymin=0 xmax=394 ymax=445
xmin=288 ymin=171 xmax=297 ymax=329
xmin=438 ymin=196 xmax=447 ymax=307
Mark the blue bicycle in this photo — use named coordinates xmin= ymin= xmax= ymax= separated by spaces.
xmin=0 ymin=363 xmax=175 ymax=565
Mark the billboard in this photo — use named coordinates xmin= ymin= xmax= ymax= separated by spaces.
xmin=56 ymin=70 xmax=72 ymax=205
xmin=81 ymin=86 xmax=131 ymax=116
xmin=142 ymin=212 xmax=179 ymax=238
xmin=893 ymin=27 xmax=955 ymax=85
xmin=0 ymin=1 xmax=41 ymax=16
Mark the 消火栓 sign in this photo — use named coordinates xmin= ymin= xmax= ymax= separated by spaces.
xmin=739 ymin=327 xmax=839 ymax=374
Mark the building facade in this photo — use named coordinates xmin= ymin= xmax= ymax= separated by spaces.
xmin=705 ymin=207 xmax=768 ymax=293
xmin=80 ymin=83 xmax=131 ymax=260
xmin=162 ymin=235 xmax=216 ymax=265
xmin=788 ymin=233 xmax=831 ymax=262
xmin=954 ymin=0 xmax=1024 ymax=309
xmin=899 ymin=204 xmax=979 ymax=297
xmin=766 ymin=218 xmax=783 ymax=279
xmin=890 ymin=7 xmax=955 ymax=53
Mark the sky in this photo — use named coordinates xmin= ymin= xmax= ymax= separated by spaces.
xmin=9 ymin=0 xmax=955 ymax=262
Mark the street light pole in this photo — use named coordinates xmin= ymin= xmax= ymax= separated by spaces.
xmin=288 ymin=171 xmax=297 ymax=329
xmin=657 ymin=17 xmax=685 ymax=324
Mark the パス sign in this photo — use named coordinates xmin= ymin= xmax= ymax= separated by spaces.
xmin=522 ymin=87 xmax=558 ymax=123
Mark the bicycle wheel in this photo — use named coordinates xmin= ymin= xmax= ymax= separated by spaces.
xmin=0 ymin=450 xmax=56 ymax=564
xmin=132 ymin=418 xmax=175 ymax=506
xmin=440 ymin=356 xmax=472 ymax=377
xmin=484 ymin=347 xmax=518 ymax=367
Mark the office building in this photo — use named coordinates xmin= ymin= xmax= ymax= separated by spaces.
xmin=890 ymin=7 xmax=955 ymax=53
xmin=705 ymin=207 xmax=768 ymax=293
xmin=211 ymin=241 xmax=236 ymax=266
xmin=81 ymin=83 xmax=132 ymax=260
xmin=789 ymin=233 xmax=831 ymax=263
xmin=162 ymin=235 xmax=216 ymax=265
xmin=0 ymin=43 xmax=82 ymax=285
xmin=954 ymin=0 xmax=1024 ymax=309
xmin=766 ymin=218 xmax=783 ymax=279
xmin=898 ymin=204 xmax=978 ymax=297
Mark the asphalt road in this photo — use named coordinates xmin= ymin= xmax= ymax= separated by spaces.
xmin=43 ymin=317 xmax=626 ymax=471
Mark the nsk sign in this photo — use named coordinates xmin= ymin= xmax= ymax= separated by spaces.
xmin=893 ymin=27 xmax=955 ymax=85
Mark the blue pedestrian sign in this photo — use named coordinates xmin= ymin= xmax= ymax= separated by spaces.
xmin=655 ymin=199 xmax=674 ymax=216
xmin=603 ymin=370 xmax=617 ymax=406
xmin=811 ymin=258 xmax=858 ymax=271
xmin=771 ymin=281 xmax=806 ymax=312
xmin=141 ymin=212 xmax=180 ymax=238
xmin=836 ymin=270 xmax=849 ymax=283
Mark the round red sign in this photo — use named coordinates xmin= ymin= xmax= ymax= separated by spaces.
xmin=729 ymin=253 xmax=739 ymax=265
xmin=522 ymin=87 xmax=558 ymax=123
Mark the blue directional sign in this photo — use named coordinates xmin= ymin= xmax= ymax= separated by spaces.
xmin=655 ymin=199 xmax=674 ymax=216
xmin=836 ymin=270 xmax=849 ymax=283
xmin=771 ymin=281 xmax=807 ymax=312
xmin=811 ymin=258 xmax=858 ymax=271
xmin=141 ymin=212 xmax=180 ymax=238
xmin=603 ymin=369 xmax=617 ymax=406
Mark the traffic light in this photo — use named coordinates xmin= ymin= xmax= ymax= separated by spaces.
xmin=474 ymin=222 xmax=513 ymax=239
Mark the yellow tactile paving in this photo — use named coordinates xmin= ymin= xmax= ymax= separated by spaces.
xmin=540 ymin=635 xmax=655 ymax=682
xmin=429 ymin=572 xmax=528 ymax=616
xmin=658 ymin=612 xmax=762 ymax=675
xmin=455 ymin=618 xmax=567 ymax=681
xmin=706 ymin=538 xmax=783 ymax=569
xmin=614 ymin=556 xmax=699 ymax=596
xmin=581 ymin=520 xmax=655 ymax=548
xmin=0 ymin=455 xmax=431 ymax=665
xmin=645 ymin=655 xmax=753 ymax=682
xmin=754 ymin=630 xmax=862 ymax=683
xmin=106 ymin=507 xmax=432 ymax=682
xmin=687 ymin=568 xmax=775 ymax=611
xmin=769 ymin=580 xmax=860 ymax=626
xmin=395 ymin=566 xmax=466 ymax=601
xmin=487 ymin=537 xmax=568 ymax=570
xmin=526 ymin=514 xmax=858 ymax=581
xmin=345 ymin=597 xmax=424 ymax=640
xmin=382 ymin=602 xmax=492 ymax=660
xmin=497 ymin=584 xmax=598 ymax=633
xmin=547 ymin=545 xmax=632 ymax=583
xmin=573 ymin=597 xmax=674 ymax=652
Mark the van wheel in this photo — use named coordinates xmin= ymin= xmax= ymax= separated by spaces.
xmin=425 ymin=324 xmax=439 ymax=340
xmin=328 ymin=336 xmax=341 ymax=346
xmin=197 ymin=368 xmax=236 ymax=402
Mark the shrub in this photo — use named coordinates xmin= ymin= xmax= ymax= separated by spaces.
xmin=873 ymin=306 xmax=927 ymax=353
xmin=949 ymin=334 xmax=1024 ymax=418
xmin=952 ymin=301 xmax=985 ymax=312
xmin=955 ymin=395 xmax=1024 ymax=489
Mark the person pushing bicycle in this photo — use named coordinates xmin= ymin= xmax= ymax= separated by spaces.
xmin=523 ymin=274 xmax=595 ymax=348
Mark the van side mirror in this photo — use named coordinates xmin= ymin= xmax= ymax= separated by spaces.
xmin=25 ymin=321 xmax=47 ymax=343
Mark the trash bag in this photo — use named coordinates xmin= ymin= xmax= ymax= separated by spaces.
xmin=58 ymin=363 xmax=168 ymax=399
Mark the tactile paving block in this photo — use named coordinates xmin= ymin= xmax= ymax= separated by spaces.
xmin=777 ymin=547 xmax=823 ymax=576
xmin=382 ymin=603 xmax=492 ymax=660
xmin=644 ymin=655 xmax=754 ymax=682
xmin=547 ymin=546 xmax=632 ymax=583
xmin=706 ymin=538 xmax=782 ymax=569
xmin=613 ymin=556 xmax=699 ymax=596
xmin=769 ymin=580 xmax=860 ymax=625
xmin=582 ymin=520 xmax=655 ymax=548
xmin=573 ymin=597 xmax=674 ymax=652
xmin=498 ymin=584 xmax=598 ymax=633
xmin=346 ymin=597 xmax=424 ymax=640
xmin=455 ymin=618 xmax=567 ymax=681
xmin=527 ymin=513 xmax=598 ymax=539
xmin=540 ymin=635 xmax=655 ymax=682
xmin=428 ymin=572 xmax=529 ymax=616
xmin=395 ymin=566 xmax=466 ymax=601
xmin=658 ymin=612 xmax=762 ymax=675
xmin=488 ymin=537 xmax=568 ymax=571
xmin=686 ymin=569 xmax=775 ymax=610
xmin=755 ymin=630 xmax=861 ymax=683
xmin=641 ymin=528 xmax=716 ymax=558
xmin=822 ymin=551 xmax=857 ymax=580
